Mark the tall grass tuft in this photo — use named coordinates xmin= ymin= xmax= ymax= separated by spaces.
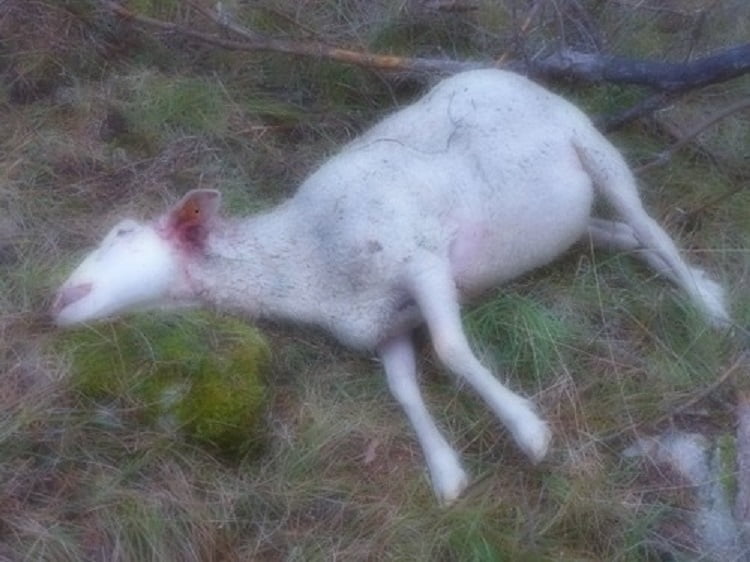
xmin=465 ymin=292 xmax=576 ymax=387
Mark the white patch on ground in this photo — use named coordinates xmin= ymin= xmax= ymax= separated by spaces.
xmin=624 ymin=431 xmax=744 ymax=560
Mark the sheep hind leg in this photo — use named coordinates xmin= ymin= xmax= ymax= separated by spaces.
xmin=586 ymin=218 xmax=677 ymax=283
xmin=585 ymin=216 xmax=728 ymax=325
xmin=575 ymin=141 xmax=728 ymax=325
xmin=405 ymin=256 xmax=551 ymax=464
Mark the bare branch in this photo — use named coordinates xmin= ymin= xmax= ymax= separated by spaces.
xmin=599 ymin=353 xmax=747 ymax=445
xmin=497 ymin=0 xmax=544 ymax=65
xmin=681 ymin=184 xmax=749 ymax=227
xmin=97 ymin=0 xmax=484 ymax=75
xmin=96 ymin=0 xmax=750 ymax=134
xmin=598 ymin=92 xmax=676 ymax=132
xmin=649 ymin=354 xmax=745 ymax=431
xmin=684 ymin=0 xmax=721 ymax=61
xmin=529 ymin=43 xmax=750 ymax=91
xmin=635 ymin=97 xmax=750 ymax=173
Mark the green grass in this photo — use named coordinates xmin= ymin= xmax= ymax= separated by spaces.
xmin=1 ymin=1 xmax=749 ymax=560
xmin=108 ymin=71 xmax=231 ymax=154
xmin=465 ymin=291 xmax=577 ymax=388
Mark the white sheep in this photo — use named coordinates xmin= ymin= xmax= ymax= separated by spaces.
xmin=52 ymin=69 xmax=729 ymax=504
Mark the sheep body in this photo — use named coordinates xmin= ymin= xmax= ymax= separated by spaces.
xmin=54 ymin=69 xmax=728 ymax=503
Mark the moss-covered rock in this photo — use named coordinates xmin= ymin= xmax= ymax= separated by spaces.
xmin=60 ymin=311 xmax=270 ymax=454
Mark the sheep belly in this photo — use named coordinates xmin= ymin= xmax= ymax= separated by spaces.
xmin=448 ymin=176 xmax=594 ymax=296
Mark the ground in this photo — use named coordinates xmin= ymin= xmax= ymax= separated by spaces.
xmin=1 ymin=1 xmax=749 ymax=560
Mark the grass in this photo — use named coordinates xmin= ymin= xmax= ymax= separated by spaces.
xmin=1 ymin=0 xmax=749 ymax=559
xmin=111 ymin=72 xmax=231 ymax=152
xmin=465 ymin=291 xmax=578 ymax=389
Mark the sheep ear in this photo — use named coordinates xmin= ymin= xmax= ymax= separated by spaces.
xmin=165 ymin=189 xmax=222 ymax=250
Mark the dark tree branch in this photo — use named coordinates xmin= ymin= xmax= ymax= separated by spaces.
xmin=528 ymin=43 xmax=750 ymax=91
xmin=97 ymin=0 xmax=483 ymax=75
xmin=97 ymin=0 xmax=750 ymax=135
xmin=98 ymin=0 xmax=750 ymax=93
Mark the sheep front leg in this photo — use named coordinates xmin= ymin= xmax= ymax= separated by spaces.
xmin=378 ymin=334 xmax=469 ymax=505
xmin=407 ymin=257 xmax=552 ymax=464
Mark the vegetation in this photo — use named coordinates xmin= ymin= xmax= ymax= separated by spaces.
xmin=1 ymin=0 xmax=748 ymax=559
xmin=61 ymin=311 xmax=270 ymax=454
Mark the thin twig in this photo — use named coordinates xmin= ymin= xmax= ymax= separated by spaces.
xmin=681 ymin=183 xmax=749 ymax=224
xmin=685 ymin=0 xmax=721 ymax=62
xmin=598 ymin=92 xmax=675 ymax=132
xmin=566 ymin=0 xmax=603 ymax=52
xmin=635 ymin=96 xmax=750 ymax=173
xmin=550 ymin=0 xmax=567 ymax=55
xmin=599 ymin=352 xmax=748 ymax=445
xmin=498 ymin=0 xmax=544 ymax=64
xmin=652 ymin=352 xmax=747 ymax=426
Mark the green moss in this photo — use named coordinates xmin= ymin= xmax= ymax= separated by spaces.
xmin=175 ymin=335 xmax=269 ymax=451
xmin=60 ymin=311 xmax=270 ymax=454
